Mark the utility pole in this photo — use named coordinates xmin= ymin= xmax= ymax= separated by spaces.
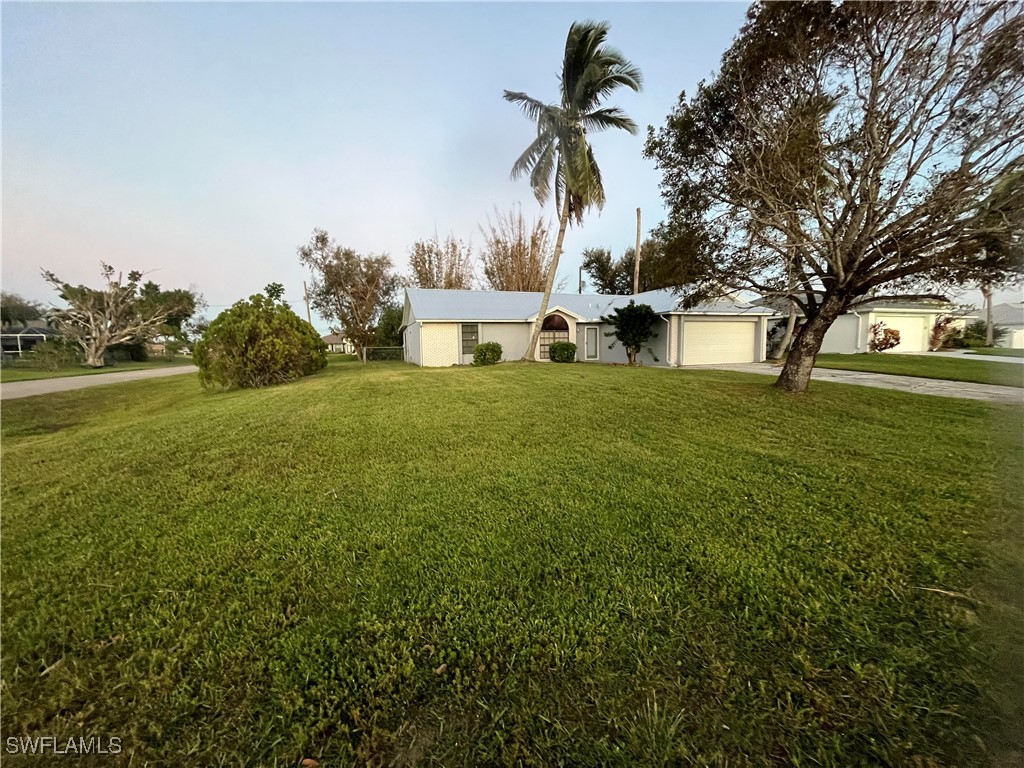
xmin=632 ymin=208 xmax=642 ymax=295
xmin=302 ymin=281 xmax=313 ymax=326
xmin=578 ymin=266 xmax=584 ymax=294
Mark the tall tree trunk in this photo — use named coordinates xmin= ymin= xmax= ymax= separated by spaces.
xmin=774 ymin=293 xmax=847 ymax=394
xmin=84 ymin=342 xmax=105 ymax=368
xmin=522 ymin=196 xmax=572 ymax=361
xmin=982 ymin=282 xmax=994 ymax=346
xmin=771 ymin=302 xmax=799 ymax=360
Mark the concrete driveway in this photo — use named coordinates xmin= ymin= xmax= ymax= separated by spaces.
xmin=696 ymin=363 xmax=1024 ymax=406
xmin=901 ymin=349 xmax=1024 ymax=364
xmin=0 ymin=365 xmax=198 ymax=401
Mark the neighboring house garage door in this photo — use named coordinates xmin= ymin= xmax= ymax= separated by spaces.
xmin=681 ymin=320 xmax=757 ymax=365
xmin=876 ymin=315 xmax=928 ymax=352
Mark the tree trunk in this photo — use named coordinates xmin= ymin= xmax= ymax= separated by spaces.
xmin=982 ymin=283 xmax=994 ymax=346
xmin=774 ymin=294 xmax=847 ymax=394
xmin=522 ymin=196 xmax=572 ymax=361
xmin=84 ymin=343 xmax=106 ymax=368
xmin=771 ymin=302 xmax=799 ymax=360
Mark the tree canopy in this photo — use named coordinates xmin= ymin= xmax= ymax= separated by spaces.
xmin=581 ymin=238 xmax=703 ymax=294
xmin=646 ymin=1 xmax=1024 ymax=392
xmin=298 ymin=228 xmax=400 ymax=356
xmin=408 ymin=234 xmax=475 ymax=290
xmin=478 ymin=206 xmax=556 ymax=292
xmin=0 ymin=292 xmax=45 ymax=328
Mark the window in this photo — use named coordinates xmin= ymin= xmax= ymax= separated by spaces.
xmin=461 ymin=324 xmax=479 ymax=355
xmin=585 ymin=326 xmax=598 ymax=359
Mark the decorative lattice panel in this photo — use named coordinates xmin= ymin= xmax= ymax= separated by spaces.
xmin=421 ymin=323 xmax=460 ymax=367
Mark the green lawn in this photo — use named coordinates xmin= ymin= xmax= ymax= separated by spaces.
xmin=0 ymin=358 xmax=193 ymax=383
xmin=815 ymin=353 xmax=1024 ymax=388
xmin=967 ymin=347 xmax=1024 ymax=358
xmin=2 ymin=361 xmax=1021 ymax=766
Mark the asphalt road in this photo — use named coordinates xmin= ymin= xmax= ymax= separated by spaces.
xmin=0 ymin=365 xmax=199 ymax=401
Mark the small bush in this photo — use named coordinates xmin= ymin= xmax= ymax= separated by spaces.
xmin=28 ymin=338 xmax=81 ymax=371
xmin=473 ymin=342 xmax=502 ymax=366
xmin=194 ymin=293 xmax=327 ymax=389
xmin=868 ymin=322 xmax=901 ymax=353
xmin=945 ymin=319 xmax=1008 ymax=348
xmin=548 ymin=341 xmax=577 ymax=363
xmin=929 ymin=315 xmax=958 ymax=351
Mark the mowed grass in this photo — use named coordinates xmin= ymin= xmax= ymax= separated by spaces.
xmin=2 ymin=360 xmax=1021 ymax=766
xmin=815 ymin=352 xmax=1024 ymax=388
xmin=0 ymin=359 xmax=193 ymax=383
xmin=967 ymin=348 xmax=1024 ymax=358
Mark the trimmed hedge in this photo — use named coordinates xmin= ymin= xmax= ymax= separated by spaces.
xmin=548 ymin=341 xmax=577 ymax=363
xmin=473 ymin=342 xmax=503 ymax=366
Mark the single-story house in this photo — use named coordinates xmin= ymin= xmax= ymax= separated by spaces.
xmin=400 ymin=288 xmax=778 ymax=367
xmin=0 ymin=325 xmax=59 ymax=358
xmin=759 ymin=297 xmax=965 ymax=354
xmin=322 ymin=334 xmax=355 ymax=354
xmin=819 ymin=299 xmax=961 ymax=354
xmin=991 ymin=302 xmax=1024 ymax=348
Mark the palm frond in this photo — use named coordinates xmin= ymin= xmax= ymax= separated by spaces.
xmin=502 ymin=91 xmax=551 ymax=122
xmin=510 ymin=133 xmax=555 ymax=181
xmin=581 ymin=106 xmax=638 ymax=134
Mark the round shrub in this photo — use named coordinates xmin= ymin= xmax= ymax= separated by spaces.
xmin=473 ymin=341 xmax=502 ymax=366
xmin=194 ymin=293 xmax=327 ymax=389
xmin=548 ymin=341 xmax=577 ymax=363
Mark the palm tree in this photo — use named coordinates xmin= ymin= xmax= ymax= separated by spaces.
xmin=504 ymin=20 xmax=642 ymax=360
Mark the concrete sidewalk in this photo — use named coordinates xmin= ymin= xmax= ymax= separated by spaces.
xmin=696 ymin=363 xmax=1024 ymax=406
xmin=1 ymin=365 xmax=198 ymax=401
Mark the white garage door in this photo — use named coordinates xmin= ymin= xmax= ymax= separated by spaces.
xmin=681 ymin=321 xmax=757 ymax=365
xmin=875 ymin=314 xmax=927 ymax=352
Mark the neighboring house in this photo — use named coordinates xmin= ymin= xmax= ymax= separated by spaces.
xmin=819 ymin=299 xmax=962 ymax=354
xmin=322 ymin=334 xmax=355 ymax=354
xmin=0 ymin=325 xmax=59 ymax=358
xmin=990 ymin=302 xmax=1024 ymax=349
xmin=400 ymin=288 xmax=778 ymax=367
xmin=760 ymin=297 xmax=965 ymax=354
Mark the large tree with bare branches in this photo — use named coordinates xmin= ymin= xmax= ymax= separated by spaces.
xmin=42 ymin=264 xmax=196 ymax=368
xmin=478 ymin=206 xmax=556 ymax=292
xmin=298 ymin=228 xmax=400 ymax=357
xmin=408 ymin=234 xmax=475 ymax=290
xmin=646 ymin=2 xmax=1024 ymax=393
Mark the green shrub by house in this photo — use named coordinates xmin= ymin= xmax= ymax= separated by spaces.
xmin=473 ymin=342 xmax=502 ymax=366
xmin=548 ymin=341 xmax=577 ymax=363
xmin=194 ymin=291 xmax=327 ymax=389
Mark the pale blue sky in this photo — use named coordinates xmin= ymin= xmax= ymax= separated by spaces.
xmin=3 ymin=2 xmax=758 ymax=330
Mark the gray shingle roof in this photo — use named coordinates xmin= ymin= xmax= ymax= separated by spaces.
xmin=991 ymin=302 xmax=1024 ymax=327
xmin=405 ymin=288 xmax=775 ymax=324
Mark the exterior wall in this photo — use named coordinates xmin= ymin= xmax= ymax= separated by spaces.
xmin=999 ymin=327 xmax=1024 ymax=349
xmin=481 ymin=323 xmax=531 ymax=361
xmin=820 ymin=315 xmax=862 ymax=354
xmin=403 ymin=323 xmax=422 ymax=365
xmin=667 ymin=315 xmax=680 ymax=366
xmin=420 ymin=323 xmax=460 ymax=367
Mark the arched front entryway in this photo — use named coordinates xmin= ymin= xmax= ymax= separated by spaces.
xmin=539 ymin=314 xmax=570 ymax=360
